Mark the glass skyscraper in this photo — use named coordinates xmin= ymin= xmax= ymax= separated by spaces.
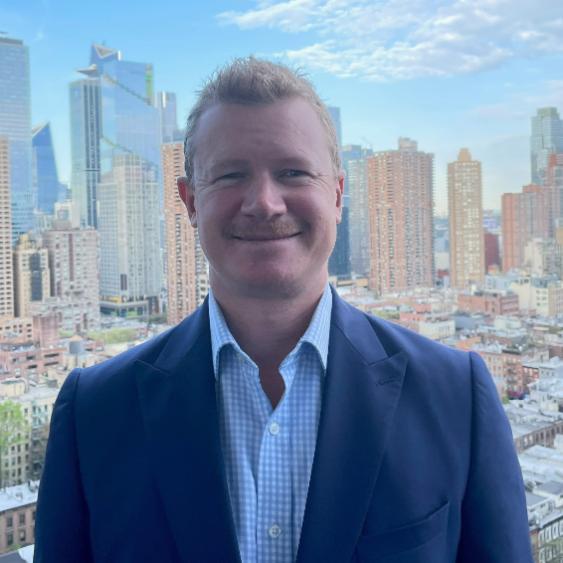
xmin=531 ymin=107 xmax=563 ymax=186
xmin=70 ymin=44 xmax=162 ymax=315
xmin=0 ymin=36 xmax=33 ymax=241
xmin=32 ymin=122 xmax=62 ymax=215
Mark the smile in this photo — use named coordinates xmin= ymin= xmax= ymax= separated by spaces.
xmin=232 ymin=233 xmax=301 ymax=241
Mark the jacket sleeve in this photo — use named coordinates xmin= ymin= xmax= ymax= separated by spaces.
xmin=34 ymin=369 xmax=93 ymax=563
xmin=456 ymin=352 xmax=533 ymax=562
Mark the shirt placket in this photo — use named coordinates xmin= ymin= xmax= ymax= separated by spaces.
xmin=255 ymin=358 xmax=296 ymax=563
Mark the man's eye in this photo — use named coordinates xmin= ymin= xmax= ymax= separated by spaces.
xmin=216 ymin=172 xmax=243 ymax=181
xmin=280 ymin=169 xmax=308 ymax=178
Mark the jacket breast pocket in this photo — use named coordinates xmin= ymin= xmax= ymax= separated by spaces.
xmin=354 ymin=500 xmax=450 ymax=562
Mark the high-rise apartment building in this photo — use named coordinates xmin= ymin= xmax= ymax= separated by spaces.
xmin=42 ymin=222 xmax=100 ymax=332
xmin=448 ymin=148 xmax=485 ymax=288
xmin=0 ymin=36 xmax=33 ymax=240
xmin=501 ymin=185 xmax=555 ymax=271
xmin=0 ymin=137 xmax=13 ymax=318
xmin=70 ymin=44 xmax=162 ymax=315
xmin=367 ymin=138 xmax=434 ymax=294
xmin=531 ymin=107 xmax=563 ymax=186
xmin=13 ymin=235 xmax=51 ymax=318
xmin=32 ymin=122 xmax=62 ymax=215
xmin=162 ymin=142 xmax=208 ymax=325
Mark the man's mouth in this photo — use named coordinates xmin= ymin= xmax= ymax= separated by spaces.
xmin=232 ymin=232 xmax=300 ymax=241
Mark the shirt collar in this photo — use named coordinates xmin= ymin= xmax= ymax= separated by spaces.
xmin=208 ymin=284 xmax=333 ymax=379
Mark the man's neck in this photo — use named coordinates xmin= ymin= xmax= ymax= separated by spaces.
xmin=210 ymin=280 xmax=327 ymax=371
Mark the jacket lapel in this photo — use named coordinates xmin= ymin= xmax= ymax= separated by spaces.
xmin=297 ymin=292 xmax=408 ymax=563
xmin=135 ymin=301 xmax=241 ymax=563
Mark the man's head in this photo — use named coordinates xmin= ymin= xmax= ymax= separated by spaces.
xmin=178 ymin=57 xmax=344 ymax=301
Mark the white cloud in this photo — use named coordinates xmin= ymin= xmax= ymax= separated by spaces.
xmin=217 ymin=0 xmax=563 ymax=80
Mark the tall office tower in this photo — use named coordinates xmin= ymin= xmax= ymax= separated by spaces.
xmin=69 ymin=75 xmax=100 ymax=227
xmin=13 ymin=234 xmax=51 ymax=318
xmin=162 ymin=142 xmax=208 ymax=325
xmin=447 ymin=148 xmax=485 ymax=288
xmin=367 ymin=138 xmax=434 ymax=294
xmin=32 ymin=123 xmax=62 ymax=215
xmin=0 ymin=138 xmax=14 ymax=318
xmin=326 ymin=106 xmax=349 ymax=277
xmin=345 ymin=145 xmax=373 ymax=277
xmin=42 ymin=223 xmax=100 ymax=332
xmin=0 ymin=36 xmax=33 ymax=240
xmin=70 ymin=44 xmax=162 ymax=315
xmin=327 ymin=106 xmax=342 ymax=149
xmin=531 ymin=108 xmax=563 ymax=185
xmin=156 ymin=91 xmax=182 ymax=143
xmin=501 ymin=185 xmax=554 ymax=271
xmin=98 ymin=154 xmax=161 ymax=316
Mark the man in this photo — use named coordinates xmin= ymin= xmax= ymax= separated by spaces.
xmin=35 ymin=58 xmax=532 ymax=562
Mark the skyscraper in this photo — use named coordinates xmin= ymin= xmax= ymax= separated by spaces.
xmin=531 ymin=107 xmax=563 ymax=186
xmin=70 ymin=44 xmax=162 ymax=315
xmin=344 ymin=144 xmax=373 ymax=277
xmin=326 ymin=106 xmax=349 ymax=277
xmin=0 ymin=137 xmax=13 ymax=318
xmin=69 ymin=75 xmax=100 ymax=227
xmin=32 ymin=123 xmax=62 ymax=215
xmin=327 ymin=106 xmax=342 ymax=147
xmin=367 ymin=138 xmax=434 ymax=294
xmin=0 ymin=36 xmax=33 ymax=240
xmin=156 ymin=91 xmax=182 ymax=143
xmin=448 ymin=148 xmax=485 ymax=288
xmin=162 ymin=142 xmax=208 ymax=325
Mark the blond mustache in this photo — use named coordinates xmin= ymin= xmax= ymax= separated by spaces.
xmin=229 ymin=222 xmax=302 ymax=239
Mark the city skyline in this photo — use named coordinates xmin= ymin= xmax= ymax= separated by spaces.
xmin=2 ymin=0 xmax=563 ymax=212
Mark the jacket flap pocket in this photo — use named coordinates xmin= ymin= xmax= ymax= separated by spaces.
xmin=357 ymin=500 xmax=449 ymax=560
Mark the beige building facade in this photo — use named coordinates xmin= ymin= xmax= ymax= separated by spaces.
xmin=448 ymin=148 xmax=484 ymax=288
xmin=12 ymin=235 xmax=50 ymax=318
xmin=162 ymin=142 xmax=208 ymax=325
xmin=367 ymin=138 xmax=434 ymax=295
xmin=0 ymin=137 xmax=13 ymax=320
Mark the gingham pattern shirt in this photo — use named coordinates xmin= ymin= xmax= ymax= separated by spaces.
xmin=209 ymin=285 xmax=332 ymax=563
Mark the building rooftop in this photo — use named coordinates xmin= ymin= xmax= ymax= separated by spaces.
xmin=0 ymin=482 xmax=38 ymax=513
xmin=0 ymin=545 xmax=34 ymax=562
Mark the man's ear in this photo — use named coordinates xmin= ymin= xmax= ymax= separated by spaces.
xmin=177 ymin=176 xmax=197 ymax=227
xmin=336 ymin=171 xmax=344 ymax=224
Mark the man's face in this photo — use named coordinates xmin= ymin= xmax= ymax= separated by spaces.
xmin=178 ymin=97 xmax=343 ymax=300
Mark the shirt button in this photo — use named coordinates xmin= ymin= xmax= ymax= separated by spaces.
xmin=269 ymin=524 xmax=282 ymax=538
xmin=269 ymin=422 xmax=280 ymax=435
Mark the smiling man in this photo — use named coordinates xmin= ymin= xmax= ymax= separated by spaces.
xmin=35 ymin=58 xmax=532 ymax=563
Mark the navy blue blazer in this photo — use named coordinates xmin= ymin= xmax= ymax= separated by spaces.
xmin=34 ymin=290 xmax=533 ymax=562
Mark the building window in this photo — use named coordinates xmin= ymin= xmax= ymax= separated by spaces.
xmin=19 ymin=529 xmax=25 ymax=542
xmin=6 ymin=516 xmax=13 ymax=528
xmin=19 ymin=512 xmax=25 ymax=525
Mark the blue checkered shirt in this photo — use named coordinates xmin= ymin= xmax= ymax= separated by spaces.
xmin=209 ymin=285 xmax=332 ymax=563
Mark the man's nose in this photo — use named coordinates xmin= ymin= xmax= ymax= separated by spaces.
xmin=240 ymin=173 xmax=287 ymax=218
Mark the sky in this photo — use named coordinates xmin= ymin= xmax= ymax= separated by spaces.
xmin=3 ymin=0 xmax=563 ymax=214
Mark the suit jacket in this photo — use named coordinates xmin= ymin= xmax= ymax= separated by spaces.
xmin=34 ymin=289 xmax=533 ymax=562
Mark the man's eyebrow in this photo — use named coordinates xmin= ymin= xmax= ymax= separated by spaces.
xmin=206 ymin=159 xmax=249 ymax=174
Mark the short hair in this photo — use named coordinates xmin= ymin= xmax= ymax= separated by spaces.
xmin=183 ymin=57 xmax=341 ymax=183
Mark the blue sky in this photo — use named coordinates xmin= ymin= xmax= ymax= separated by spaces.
xmin=3 ymin=0 xmax=563 ymax=213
